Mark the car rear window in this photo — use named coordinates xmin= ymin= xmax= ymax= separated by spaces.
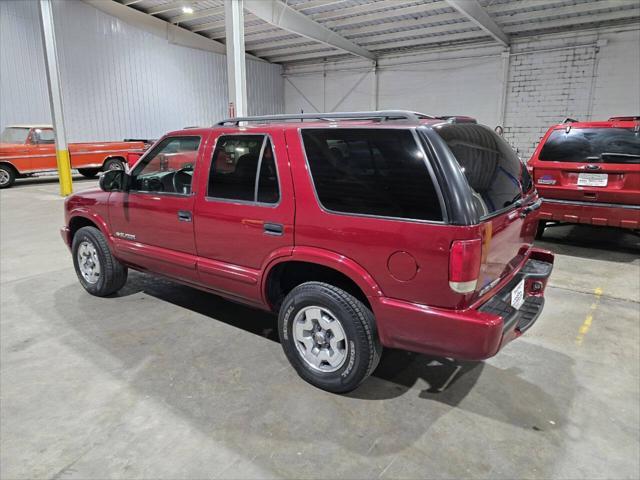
xmin=539 ymin=127 xmax=640 ymax=164
xmin=434 ymin=123 xmax=527 ymax=217
xmin=301 ymin=129 xmax=443 ymax=221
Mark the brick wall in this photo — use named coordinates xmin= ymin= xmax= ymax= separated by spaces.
xmin=503 ymin=39 xmax=598 ymax=160
xmin=285 ymin=27 xmax=640 ymax=161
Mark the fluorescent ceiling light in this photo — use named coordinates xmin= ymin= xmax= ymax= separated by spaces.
xmin=181 ymin=5 xmax=194 ymax=14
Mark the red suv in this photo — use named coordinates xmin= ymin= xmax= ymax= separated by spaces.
xmin=61 ymin=111 xmax=554 ymax=393
xmin=529 ymin=116 xmax=640 ymax=237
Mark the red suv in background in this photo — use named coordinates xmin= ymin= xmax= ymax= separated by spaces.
xmin=61 ymin=111 xmax=554 ymax=393
xmin=529 ymin=116 xmax=640 ymax=238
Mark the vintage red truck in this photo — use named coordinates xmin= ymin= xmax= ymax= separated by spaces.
xmin=61 ymin=111 xmax=554 ymax=393
xmin=0 ymin=124 xmax=146 ymax=188
xmin=529 ymin=116 xmax=640 ymax=237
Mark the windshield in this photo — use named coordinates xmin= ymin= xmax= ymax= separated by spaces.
xmin=539 ymin=127 xmax=640 ymax=164
xmin=1 ymin=127 xmax=29 ymax=144
xmin=434 ymin=123 xmax=528 ymax=218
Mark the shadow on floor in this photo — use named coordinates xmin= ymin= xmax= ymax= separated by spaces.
xmin=11 ymin=269 xmax=576 ymax=471
xmin=536 ymin=224 xmax=639 ymax=261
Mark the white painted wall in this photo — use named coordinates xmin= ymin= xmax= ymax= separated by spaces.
xmin=0 ymin=0 xmax=284 ymax=142
xmin=284 ymin=27 xmax=640 ymax=160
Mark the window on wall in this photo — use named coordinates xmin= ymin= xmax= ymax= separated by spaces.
xmin=130 ymin=136 xmax=200 ymax=194
xmin=208 ymin=135 xmax=280 ymax=204
xmin=301 ymin=129 xmax=443 ymax=221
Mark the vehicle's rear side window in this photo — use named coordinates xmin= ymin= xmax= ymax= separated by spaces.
xmin=539 ymin=128 xmax=640 ymax=164
xmin=208 ymin=135 xmax=279 ymax=204
xmin=301 ymin=129 xmax=443 ymax=221
xmin=434 ymin=123 xmax=525 ymax=217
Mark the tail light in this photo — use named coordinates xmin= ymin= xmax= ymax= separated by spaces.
xmin=449 ymin=239 xmax=482 ymax=294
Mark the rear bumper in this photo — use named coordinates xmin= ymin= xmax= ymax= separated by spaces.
xmin=540 ymin=198 xmax=640 ymax=229
xmin=373 ymin=248 xmax=554 ymax=360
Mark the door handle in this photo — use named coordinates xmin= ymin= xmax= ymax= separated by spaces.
xmin=264 ymin=222 xmax=284 ymax=236
xmin=177 ymin=210 xmax=192 ymax=222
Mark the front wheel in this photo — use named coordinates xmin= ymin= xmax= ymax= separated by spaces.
xmin=0 ymin=164 xmax=16 ymax=189
xmin=278 ymin=282 xmax=382 ymax=393
xmin=72 ymin=226 xmax=128 ymax=296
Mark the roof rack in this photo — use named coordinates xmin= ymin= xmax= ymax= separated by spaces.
xmin=216 ymin=110 xmax=435 ymax=126
xmin=437 ymin=116 xmax=477 ymax=124
xmin=563 ymin=117 xmax=578 ymax=123
xmin=608 ymin=116 xmax=640 ymax=121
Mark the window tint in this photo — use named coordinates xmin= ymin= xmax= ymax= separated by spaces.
xmin=130 ymin=136 xmax=200 ymax=194
xmin=539 ymin=128 xmax=640 ymax=164
xmin=301 ymin=129 xmax=443 ymax=221
xmin=434 ymin=123 xmax=524 ymax=217
xmin=208 ymin=135 xmax=279 ymax=204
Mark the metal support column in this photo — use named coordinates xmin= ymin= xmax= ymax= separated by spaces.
xmin=225 ymin=0 xmax=247 ymax=118
xmin=38 ymin=0 xmax=73 ymax=196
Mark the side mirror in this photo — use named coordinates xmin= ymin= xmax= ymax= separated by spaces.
xmin=99 ymin=169 xmax=129 ymax=192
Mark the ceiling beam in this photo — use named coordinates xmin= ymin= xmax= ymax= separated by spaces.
xmin=244 ymin=0 xmax=375 ymax=61
xmin=145 ymin=1 xmax=187 ymax=16
xmin=445 ymin=0 xmax=509 ymax=46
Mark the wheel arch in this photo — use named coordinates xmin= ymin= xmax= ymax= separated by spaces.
xmin=0 ymin=161 xmax=20 ymax=175
xmin=68 ymin=211 xmax=112 ymax=246
xmin=261 ymin=247 xmax=383 ymax=312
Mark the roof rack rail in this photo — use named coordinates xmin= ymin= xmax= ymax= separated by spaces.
xmin=608 ymin=116 xmax=640 ymax=121
xmin=563 ymin=117 xmax=578 ymax=123
xmin=216 ymin=110 xmax=435 ymax=126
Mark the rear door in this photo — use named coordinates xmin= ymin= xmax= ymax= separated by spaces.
xmin=192 ymin=130 xmax=294 ymax=304
xmin=531 ymin=122 xmax=640 ymax=206
xmin=433 ymin=123 xmax=537 ymax=294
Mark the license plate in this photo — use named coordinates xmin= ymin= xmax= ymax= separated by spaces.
xmin=511 ymin=279 xmax=525 ymax=310
xmin=577 ymin=173 xmax=608 ymax=187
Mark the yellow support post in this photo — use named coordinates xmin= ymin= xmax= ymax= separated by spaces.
xmin=39 ymin=0 xmax=73 ymax=196
xmin=56 ymin=149 xmax=73 ymax=196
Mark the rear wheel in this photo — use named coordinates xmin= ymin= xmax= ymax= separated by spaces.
xmin=535 ymin=220 xmax=547 ymax=240
xmin=103 ymin=158 xmax=125 ymax=172
xmin=72 ymin=226 xmax=127 ymax=296
xmin=0 ymin=165 xmax=16 ymax=189
xmin=78 ymin=168 xmax=100 ymax=178
xmin=278 ymin=282 xmax=382 ymax=393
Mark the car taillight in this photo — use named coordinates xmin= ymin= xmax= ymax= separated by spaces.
xmin=449 ymin=239 xmax=482 ymax=294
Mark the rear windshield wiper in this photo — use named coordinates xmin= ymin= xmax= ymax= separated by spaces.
xmin=600 ymin=152 xmax=640 ymax=159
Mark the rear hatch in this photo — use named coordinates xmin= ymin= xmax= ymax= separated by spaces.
xmin=433 ymin=123 xmax=538 ymax=304
xmin=531 ymin=122 xmax=640 ymax=205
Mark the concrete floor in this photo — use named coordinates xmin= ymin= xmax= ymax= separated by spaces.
xmin=1 ymin=177 xmax=639 ymax=480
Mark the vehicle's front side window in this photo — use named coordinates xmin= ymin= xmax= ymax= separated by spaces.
xmin=434 ymin=123 xmax=524 ymax=218
xmin=301 ymin=128 xmax=443 ymax=221
xmin=208 ymin=135 xmax=280 ymax=204
xmin=33 ymin=128 xmax=55 ymax=144
xmin=130 ymin=136 xmax=200 ymax=195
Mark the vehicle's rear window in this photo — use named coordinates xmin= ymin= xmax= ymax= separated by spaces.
xmin=434 ymin=123 xmax=527 ymax=217
xmin=301 ymin=129 xmax=443 ymax=221
xmin=539 ymin=127 xmax=640 ymax=163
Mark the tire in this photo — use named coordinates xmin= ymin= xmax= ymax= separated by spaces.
xmin=103 ymin=158 xmax=125 ymax=171
xmin=535 ymin=220 xmax=547 ymax=240
xmin=72 ymin=226 xmax=128 ymax=296
xmin=78 ymin=168 xmax=100 ymax=178
xmin=278 ymin=281 xmax=382 ymax=393
xmin=0 ymin=164 xmax=16 ymax=189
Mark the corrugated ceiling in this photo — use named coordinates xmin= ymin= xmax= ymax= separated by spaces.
xmin=119 ymin=0 xmax=640 ymax=64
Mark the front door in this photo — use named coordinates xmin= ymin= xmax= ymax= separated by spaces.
xmin=108 ymin=134 xmax=203 ymax=284
xmin=28 ymin=127 xmax=56 ymax=171
xmin=193 ymin=130 xmax=295 ymax=304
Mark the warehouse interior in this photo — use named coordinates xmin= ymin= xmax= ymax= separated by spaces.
xmin=1 ymin=0 xmax=639 ymax=479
